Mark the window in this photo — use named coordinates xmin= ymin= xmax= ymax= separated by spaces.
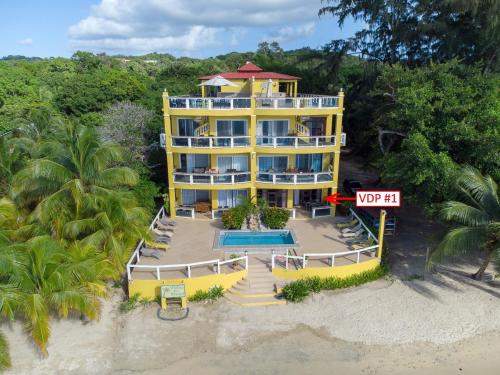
xmin=181 ymin=190 xmax=210 ymax=205
xmin=218 ymin=190 xmax=247 ymax=208
xmin=178 ymin=119 xmax=200 ymax=136
xmin=216 ymin=119 xmax=247 ymax=136
xmin=258 ymin=156 xmax=287 ymax=172
xmin=217 ymin=156 xmax=248 ymax=172
xmin=179 ymin=154 xmax=209 ymax=172
xmin=295 ymin=154 xmax=322 ymax=172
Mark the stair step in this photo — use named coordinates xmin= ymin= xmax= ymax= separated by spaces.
xmin=227 ymin=289 xmax=276 ymax=298
xmin=225 ymin=294 xmax=286 ymax=307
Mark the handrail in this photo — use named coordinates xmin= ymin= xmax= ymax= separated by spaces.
xmin=174 ymin=171 xmax=251 ymax=185
xmin=171 ymin=135 xmax=250 ymax=148
xmin=256 ymin=135 xmax=336 ymax=148
xmin=271 ymin=245 xmax=378 ymax=270
xmin=257 ymin=171 xmax=333 ymax=185
xmin=169 ymin=97 xmax=252 ymax=110
xmin=349 ymin=208 xmax=378 ymax=241
xmin=256 ymin=96 xmax=339 ymax=109
xmin=128 ymin=255 xmax=249 ymax=280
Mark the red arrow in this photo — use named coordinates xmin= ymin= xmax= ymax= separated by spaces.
xmin=324 ymin=193 xmax=356 ymax=205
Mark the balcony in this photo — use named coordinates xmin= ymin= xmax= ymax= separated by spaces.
xmin=171 ymin=136 xmax=250 ymax=148
xmin=256 ymin=134 xmax=346 ymax=148
xmin=167 ymin=95 xmax=339 ymax=111
xmin=256 ymin=171 xmax=333 ymax=185
xmin=173 ymin=171 xmax=251 ymax=185
xmin=169 ymin=97 xmax=251 ymax=110
xmin=255 ymin=96 xmax=338 ymax=109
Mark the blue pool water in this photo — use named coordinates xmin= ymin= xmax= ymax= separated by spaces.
xmin=215 ymin=230 xmax=298 ymax=249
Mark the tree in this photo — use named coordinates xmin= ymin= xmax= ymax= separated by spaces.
xmin=12 ymin=124 xmax=140 ymax=238
xmin=0 ymin=236 xmax=110 ymax=355
xmin=100 ymin=101 xmax=153 ymax=165
xmin=0 ymin=331 xmax=10 ymax=371
xmin=431 ymin=166 xmax=500 ymax=280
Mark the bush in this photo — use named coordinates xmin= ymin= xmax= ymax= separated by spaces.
xmin=282 ymin=266 xmax=389 ymax=302
xmin=261 ymin=207 xmax=289 ymax=229
xmin=282 ymin=280 xmax=310 ymax=302
xmin=222 ymin=207 xmax=246 ymax=229
xmin=189 ymin=285 xmax=224 ymax=302
xmin=119 ymin=293 xmax=141 ymax=313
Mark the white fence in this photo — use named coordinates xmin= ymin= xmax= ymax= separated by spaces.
xmin=257 ymin=172 xmax=333 ymax=185
xmin=174 ymin=171 xmax=250 ymax=185
xmin=169 ymin=97 xmax=252 ymax=110
xmin=126 ymin=207 xmax=249 ymax=281
xmin=256 ymin=96 xmax=339 ymax=109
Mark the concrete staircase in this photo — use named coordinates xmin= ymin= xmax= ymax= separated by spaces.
xmin=226 ymin=259 xmax=286 ymax=307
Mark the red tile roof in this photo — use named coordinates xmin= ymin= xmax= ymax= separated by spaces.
xmin=199 ymin=61 xmax=300 ymax=81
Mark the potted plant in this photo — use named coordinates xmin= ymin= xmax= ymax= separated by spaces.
xmin=229 ymin=254 xmax=241 ymax=270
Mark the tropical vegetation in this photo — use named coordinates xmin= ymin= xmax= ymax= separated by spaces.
xmin=430 ymin=167 xmax=500 ymax=279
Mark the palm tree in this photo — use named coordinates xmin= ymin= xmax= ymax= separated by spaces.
xmin=63 ymin=193 xmax=150 ymax=273
xmin=12 ymin=123 xmax=139 ymax=238
xmin=0 ymin=331 xmax=10 ymax=371
xmin=0 ymin=236 xmax=110 ymax=355
xmin=431 ymin=166 xmax=500 ymax=280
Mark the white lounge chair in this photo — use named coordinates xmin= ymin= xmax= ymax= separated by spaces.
xmin=160 ymin=217 xmax=177 ymax=226
xmin=141 ymin=248 xmax=161 ymax=259
xmin=342 ymin=222 xmax=363 ymax=234
xmin=341 ymin=228 xmax=365 ymax=238
xmin=152 ymin=227 xmax=173 ymax=237
xmin=156 ymin=221 xmax=173 ymax=231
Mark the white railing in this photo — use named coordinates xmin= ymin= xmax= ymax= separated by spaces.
xmin=256 ymin=136 xmax=336 ymax=148
xmin=128 ymin=255 xmax=248 ymax=281
xmin=271 ymin=245 xmax=379 ymax=270
xmin=312 ymin=205 xmax=332 ymax=219
xmin=126 ymin=207 xmax=165 ymax=280
xmin=194 ymin=123 xmax=209 ymax=136
xmin=295 ymin=123 xmax=310 ymax=136
xmin=173 ymin=172 xmax=251 ymax=185
xmin=169 ymin=97 xmax=252 ymax=110
xmin=349 ymin=208 xmax=378 ymax=241
xmin=256 ymin=96 xmax=338 ymax=109
xmin=211 ymin=208 xmax=229 ymax=219
xmin=257 ymin=171 xmax=333 ymax=185
xmin=175 ymin=207 xmax=195 ymax=219
xmin=171 ymin=136 xmax=250 ymax=148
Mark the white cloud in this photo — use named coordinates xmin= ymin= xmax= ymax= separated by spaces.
xmin=69 ymin=0 xmax=322 ymax=53
xmin=18 ymin=38 xmax=33 ymax=46
xmin=263 ymin=22 xmax=316 ymax=43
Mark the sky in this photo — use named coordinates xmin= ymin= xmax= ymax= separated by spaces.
xmin=0 ymin=0 xmax=361 ymax=58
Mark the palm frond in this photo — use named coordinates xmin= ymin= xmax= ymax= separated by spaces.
xmin=432 ymin=226 xmax=488 ymax=263
xmin=441 ymin=201 xmax=490 ymax=227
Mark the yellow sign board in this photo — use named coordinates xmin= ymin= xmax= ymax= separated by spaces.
xmin=161 ymin=284 xmax=186 ymax=299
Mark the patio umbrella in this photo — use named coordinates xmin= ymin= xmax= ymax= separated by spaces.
xmin=262 ymin=79 xmax=273 ymax=97
xmin=198 ymin=75 xmax=239 ymax=87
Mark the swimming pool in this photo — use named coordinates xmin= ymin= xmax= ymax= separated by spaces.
xmin=214 ymin=230 xmax=299 ymax=251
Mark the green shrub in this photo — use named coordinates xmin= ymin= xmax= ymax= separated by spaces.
xmin=189 ymin=285 xmax=224 ymax=302
xmin=222 ymin=207 xmax=246 ymax=229
xmin=282 ymin=266 xmax=389 ymax=302
xmin=119 ymin=293 xmax=141 ymax=313
xmin=282 ymin=279 xmax=310 ymax=302
xmin=261 ymin=207 xmax=289 ymax=229
xmin=189 ymin=289 xmax=209 ymax=302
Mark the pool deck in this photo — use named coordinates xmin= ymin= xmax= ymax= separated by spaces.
xmin=130 ymin=216 xmax=375 ymax=280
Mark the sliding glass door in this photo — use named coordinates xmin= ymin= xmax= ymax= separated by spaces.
xmin=181 ymin=190 xmax=210 ymax=206
xmin=257 ymin=120 xmax=289 ymax=145
xmin=177 ymin=118 xmax=200 ymax=136
xmin=295 ymin=154 xmax=322 ymax=172
xmin=258 ymin=156 xmax=288 ymax=172
xmin=218 ymin=190 xmax=247 ymax=208
xmin=216 ymin=119 xmax=247 ymax=146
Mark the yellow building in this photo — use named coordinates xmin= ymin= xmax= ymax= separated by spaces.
xmin=162 ymin=62 xmax=345 ymax=219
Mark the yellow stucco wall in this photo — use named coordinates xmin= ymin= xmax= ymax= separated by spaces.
xmin=272 ymin=259 xmax=380 ymax=280
xmin=128 ymin=270 xmax=247 ymax=299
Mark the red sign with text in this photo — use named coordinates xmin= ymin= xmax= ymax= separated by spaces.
xmin=355 ymin=190 xmax=401 ymax=208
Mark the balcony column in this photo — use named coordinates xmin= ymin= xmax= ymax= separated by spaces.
xmin=250 ymin=151 xmax=257 ymax=203
xmin=166 ymin=151 xmax=176 ymax=218
xmin=325 ymin=114 xmax=333 ymax=141
xmin=249 ymin=115 xmax=256 ymax=147
xmin=286 ymin=190 xmax=293 ymax=209
xmin=211 ymin=191 xmax=218 ymax=211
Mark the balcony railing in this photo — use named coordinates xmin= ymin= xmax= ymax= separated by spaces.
xmin=167 ymin=96 xmax=339 ymax=110
xmin=257 ymin=171 xmax=333 ymax=185
xmin=174 ymin=172 xmax=251 ymax=185
xmin=255 ymin=96 xmax=338 ymax=109
xmin=171 ymin=136 xmax=250 ymax=148
xmin=169 ymin=97 xmax=251 ymax=110
xmin=256 ymin=135 xmax=336 ymax=148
